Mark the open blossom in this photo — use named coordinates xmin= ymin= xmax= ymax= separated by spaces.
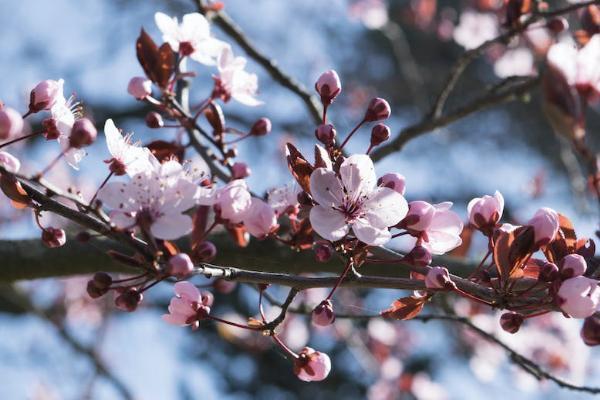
xmin=0 ymin=151 xmax=21 ymax=173
xmin=294 ymin=347 xmax=332 ymax=382
xmin=214 ymin=47 xmax=262 ymax=106
xmin=162 ymin=281 xmax=212 ymax=328
xmin=155 ymin=12 xmax=228 ymax=65
xmin=453 ymin=10 xmax=499 ymax=50
xmin=0 ymin=107 xmax=23 ymax=140
xmin=547 ymin=35 xmax=600 ymax=102
xmin=243 ymin=198 xmax=278 ymax=238
xmin=104 ymin=119 xmax=154 ymax=176
xmin=98 ymin=159 xmax=201 ymax=240
xmin=403 ymin=201 xmax=463 ymax=255
xmin=309 ymin=154 xmax=408 ymax=246
xmin=467 ymin=191 xmax=504 ymax=232
xmin=213 ymin=179 xmax=252 ymax=223
xmin=527 ymin=207 xmax=559 ymax=247
xmin=557 ymin=276 xmax=600 ymax=318
xmin=268 ymin=184 xmax=300 ymax=215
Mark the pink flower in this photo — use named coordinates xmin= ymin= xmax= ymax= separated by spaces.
xmin=127 ymin=77 xmax=152 ymax=100
xmin=231 ymin=162 xmax=251 ymax=179
xmin=0 ymin=151 xmax=21 ymax=173
xmin=560 ymin=254 xmax=587 ymax=278
xmin=453 ymin=10 xmax=499 ymax=50
xmin=162 ymin=281 xmax=212 ymax=327
xmin=527 ymin=207 xmax=559 ymax=247
xmin=214 ymin=179 xmax=252 ymax=223
xmin=29 ymin=79 xmax=64 ymax=112
xmin=557 ymin=276 xmax=600 ymax=318
xmin=405 ymin=202 xmax=463 ymax=255
xmin=403 ymin=201 xmax=435 ymax=232
xmin=425 ymin=266 xmax=455 ymax=289
xmin=214 ymin=47 xmax=262 ymax=106
xmin=315 ymin=70 xmax=341 ymax=105
xmin=294 ymin=347 xmax=332 ymax=382
xmin=48 ymin=86 xmax=87 ymax=169
xmin=104 ymin=119 xmax=154 ymax=177
xmin=243 ymin=198 xmax=277 ymax=238
xmin=168 ymin=253 xmax=194 ymax=278
xmin=98 ymin=160 xmax=202 ymax=240
xmin=547 ymin=35 xmax=600 ymax=102
xmin=154 ymin=12 xmax=228 ymax=65
xmin=467 ymin=191 xmax=504 ymax=232
xmin=0 ymin=107 xmax=23 ymax=140
xmin=364 ymin=98 xmax=391 ymax=122
xmin=268 ymin=184 xmax=300 ymax=215
xmin=309 ymin=154 xmax=408 ymax=246
xmin=377 ymin=173 xmax=406 ymax=195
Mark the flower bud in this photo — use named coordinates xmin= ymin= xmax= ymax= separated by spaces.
xmin=92 ymin=272 xmax=113 ymax=289
xmin=370 ymin=123 xmax=390 ymax=146
xmin=0 ymin=107 xmax=23 ymax=140
xmin=557 ymin=276 xmax=600 ymax=318
xmin=314 ymin=242 xmax=333 ymax=263
xmin=127 ymin=77 xmax=152 ymax=99
xmin=500 ymin=312 xmax=524 ymax=334
xmin=315 ymin=124 xmax=336 ymax=146
xmin=168 ymin=253 xmax=194 ymax=278
xmin=86 ymin=280 xmax=109 ymax=299
xmin=213 ymin=278 xmax=237 ymax=294
xmin=315 ymin=70 xmax=341 ymax=106
xmin=538 ymin=262 xmax=559 ymax=282
xmin=402 ymin=201 xmax=435 ymax=232
xmin=225 ymin=148 xmax=238 ymax=158
xmin=560 ymin=254 xmax=587 ymax=279
xmin=41 ymin=227 xmax=66 ymax=248
xmin=0 ymin=151 xmax=21 ymax=173
xmin=425 ymin=266 xmax=455 ymax=289
xmin=546 ymin=17 xmax=568 ymax=34
xmin=294 ymin=347 xmax=332 ymax=382
xmin=378 ymin=173 xmax=406 ymax=195
xmin=194 ymin=240 xmax=217 ymax=262
xmin=581 ymin=315 xmax=600 ymax=346
xmin=29 ymin=79 xmax=63 ymax=113
xmin=528 ymin=207 xmax=559 ymax=247
xmin=467 ymin=191 xmax=504 ymax=233
xmin=108 ymin=158 xmax=127 ymax=176
xmin=115 ymin=288 xmax=143 ymax=312
xmin=69 ymin=118 xmax=97 ymax=149
xmin=312 ymin=299 xmax=335 ymax=326
xmin=404 ymin=245 xmax=432 ymax=267
xmin=249 ymin=117 xmax=271 ymax=136
xmin=145 ymin=112 xmax=164 ymax=129
xmin=364 ymin=98 xmax=391 ymax=122
xmin=232 ymin=162 xmax=251 ymax=179
xmin=42 ymin=118 xmax=61 ymax=140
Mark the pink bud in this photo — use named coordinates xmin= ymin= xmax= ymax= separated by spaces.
xmin=29 ymin=79 xmax=63 ymax=113
xmin=69 ymin=118 xmax=97 ymax=148
xmin=87 ymin=280 xmax=109 ymax=299
xmin=378 ymin=173 xmax=406 ymax=195
xmin=581 ymin=315 xmax=600 ymax=346
xmin=560 ymin=254 xmax=587 ymax=279
xmin=194 ymin=241 xmax=217 ymax=262
xmin=538 ymin=262 xmax=559 ymax=282
xmin=0 ymin=107 xmax=23 ymax=140
xmin=232 ymin=162 xmax=251 ymax=179
xmin=168 ymin=253 xmax=194 ymax=278
xmin=370 ymin=123 xmax=390 ymax=146
xmin=145 ymin=112 xmax=164 ymax=128
xmin=294 ymin=347 xmax=332 ymax=382
xmin=500 ymin=312 xmax=524 ymax=334
xmin=404 ymin=245 xmax=432 ymax=267
xmin=402 ymin=201 xmax=435 ymax=232
xmin=557 ymin=276 xmax=600 ymax=318
xmin=315 ymin=124 xmax=336 ymax=146
xmin=250 ymin=118 xmax=271 ymax=136
xmin=312 ymin=299 xmax=335 ymax=326
xmin=364 ymin=98 xmax=391 ymax=122
xmin=127 ymin=77 xmax=152 ymax=99
xmin=115 ymin=288 xmax=143 ymax=312
xmin=0 ymin=151 xmax=21 ymax=173
xmin=467 ymin=191 xmax=504 ymax=233
xmin=528 ymin=207 xmax=559 ymax=247
xmin=425 ymin=266 xmax=455 ymax=289
xmin=42 ymin=118 xmax=61 ymax=140
xmin=314 ymin=242 xmax=333 ymax=263
xmin=41 ymin=227 xmax=66 ymax=248
xmin=546 ymin=17 xmax=568 ymax=34
xmin=315 ymin=70 xmax=341 ymax=105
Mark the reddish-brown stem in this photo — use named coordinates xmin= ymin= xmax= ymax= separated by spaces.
xmin=37 ymin=149 xmax=67 ymax=178
xmin=0 ymin=131 xmax=43 ymax=149
xmin=339 ymin=119 xmax=365 ymax=150
xmin=325 ymin=259 xmax=354 ymax=301
xmin=271 ymin=334 xmax=298 ymax=359
xmin=208 ymin=315 xmax=260 ymax=331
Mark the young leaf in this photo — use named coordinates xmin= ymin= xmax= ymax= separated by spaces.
xmin=381 ymin=295 xmax=427 ymax=320
xmin=285 ymin=143 xmax=313 ymax=194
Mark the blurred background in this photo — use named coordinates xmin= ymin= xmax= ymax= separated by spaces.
xmin=0 ymin=0 xmax=599 ymax=399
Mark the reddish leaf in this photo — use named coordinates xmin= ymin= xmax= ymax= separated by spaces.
xmin=545 ymin=213 xmax=579 ymax=261
xmin=191 ymin=205 xmax=210 ymax=251
xmin=0 ymin=175 xmax=30 ymax=208
xmin=381 ymin=295 xmax=427 ymax=320
xmin=157 ymin=43 xmax=176 ymax=89
xmin=289 ymin=218 xmax=314 ymax=251
xmin=204 ymin=103 xmax=225 ymax=137
xmin=449 ymin=225 xmax=474 ymax=258
xmin=160 ymin=240 xmax=180 ymax=257
xmin=146 ymin=140 xmax=185 ymax=163
xmin=136 ymin=29 xmax=174 ymax=89
xmin=227 ymin=224 xmax=249 ymax=248
xmin=493 ymin=227 xmax=534 ymax=285
xmin=285 ymin=143 xmax=313 ymax=194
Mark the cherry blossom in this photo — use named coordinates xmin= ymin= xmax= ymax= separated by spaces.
xmin=214 ymin=47 xmax=262 ymax=106
xmin=425 ymin=266 xmax=455 ymax=289
xmin=163 ymin=281 xmax=212 ymax=328
xmin=309 ymin=154 xmax=408 ymax=246
xmin=29 ymin=79 xmax=64 ymax=112
xmin=467 ymin=191 xmax=504 ymax=232
xmin=377 ymin=173 xmax=406 ymax=195
xmin=0 ymin=151 xmax=21 ymax=173
xmin=0 ymin=107 xmax=23 ymax=140
xmin=453 ymin=10 xmax=499 ymax=50
xmin=267 ymin=184 xmax=300 ymax=215
xmin=560 ymin=254 xmax=587 ymax=278
xmin=154 ymin=12 xmax=228 ymax=65
xmin=168 ymin=253 xmax=194 ymax=278
xmin=557 ymin=276 xmax=600 ymax=318
xmin=294 ymin=347 xmax=332 ymax=382
xmin=127 ymin=77 xmax=152 ymax=100
xmin=527 ymin=207 xmax=559 ymax=247
xmin=213 ymin=179 xmax=252 ymax=223
xmin=98 ymin=159 xmax=201 ymax=240
xmin=243 ymin=198 xmax=278 ymax=238
xmin=494 ymin=48 xmax=535 ymax=78
xmin=419 ymin=202 xmax=463 ymax=255
xmin=104 ymin=119 xmax=154 ymax=177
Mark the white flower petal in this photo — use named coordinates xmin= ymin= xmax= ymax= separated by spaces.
xmin=151 ymin=213 xmax=193 ymax=240
xmin=340 ymin=154 xmax=376 ymax=202
xmin=352 ymin=218 xmax=392 ymax=246
xmin=363 ymin=187 xmax=408 ymax=228
xmin=310 ymin=168 xmax=344 ymax=207
xmin=309 ymin=205 xmax=349 ymax=242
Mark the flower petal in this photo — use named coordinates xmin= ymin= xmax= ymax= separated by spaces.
xmin=363 ymin=187 xmax=408 ymax=228
xmin=309 ymin=205 xmax=349 ymax=242
xmin=310 ymin=168 xmax=344 ymax=207
xmin=339 ymin=154 xmax=376 ymax=202
xmin=151 ymin=213 xmax=193 ymax=240
xmin=352 ymin=218 xmax=392 ymax=246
